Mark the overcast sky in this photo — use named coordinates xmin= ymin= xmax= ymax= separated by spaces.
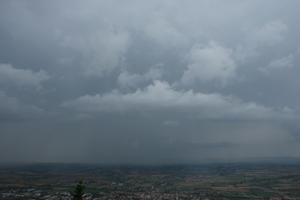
xmin=1 ymin=0 xmax=300 ymax=164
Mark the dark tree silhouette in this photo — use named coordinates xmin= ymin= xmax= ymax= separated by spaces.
xmin=71 ymin=181 xmax=85 ymax=200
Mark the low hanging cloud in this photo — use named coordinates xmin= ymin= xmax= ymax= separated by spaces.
xmin=117 ymin=68 xmax=163 ymax=89
xmin=63 ymin=80 xmax=293 ymax=120
xmin=0 ymin=91 xmax=43 ymax=119
xmin=181 ymin=42 xmax=236 ymax=86
xmin=0 ymin=63 xmax=49 ymax=88
xmin=260 ymin=54 xmax=294 ymax=74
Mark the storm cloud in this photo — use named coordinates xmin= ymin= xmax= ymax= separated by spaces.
xmin=1 ymin=0 xmax=300 ymax=164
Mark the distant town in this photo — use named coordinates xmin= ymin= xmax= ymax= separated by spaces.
xmin=1 ymin=163 xmax=300 ymax=200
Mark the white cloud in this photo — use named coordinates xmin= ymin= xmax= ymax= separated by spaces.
xmin=60 ymin=26 xmax=130 ymax=76
xmin=181 ymin=41 xmax=236 ymax=86
xmin=117 ymin=72 xmax=142 ymax=88
xmin=260 ymin=54 xmax=294 ymax=74
xmin=144 ymin=18 xmax=188 ymax=47
xmin=63 ymin=80 xmax=292 ymax=120
xmin=251 ymin=21 xmax=288 ymax=45
xmin=236 ymin=21 xmax=289 ymax=62
xmin=118 ymin=68 xmax=162 ymax=89
xmin=0 ymin=63 xmax=49 ymax=88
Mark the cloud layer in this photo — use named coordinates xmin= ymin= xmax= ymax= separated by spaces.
xmin=63 ymin=80 xmax=292 ymax=120
xmin=1 ymin=0 xmax=300 ymax=163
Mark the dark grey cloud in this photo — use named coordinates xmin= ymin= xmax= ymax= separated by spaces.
xmin=1 ymin=0 xmax=300 ymax=163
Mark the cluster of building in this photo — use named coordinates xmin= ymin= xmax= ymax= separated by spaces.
xmin=94 ymin=191 xmax=207 ymax=200
xmin=1 ymin=189 xmax=289 ymax=200
xmin=1 ymin=189 xmax=212 ymax=200
xmin=1 ymin=189 xmax=92 ymax=200
xmin=2 ymin=189 xmax=42 ymax=199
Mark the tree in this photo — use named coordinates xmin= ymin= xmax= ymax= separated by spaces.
xmin=71 ymin=181 xmax=85 ymax=200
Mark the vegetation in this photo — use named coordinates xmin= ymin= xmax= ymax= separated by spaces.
xmin=71 ymin=181 xmax=85 ymax=200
